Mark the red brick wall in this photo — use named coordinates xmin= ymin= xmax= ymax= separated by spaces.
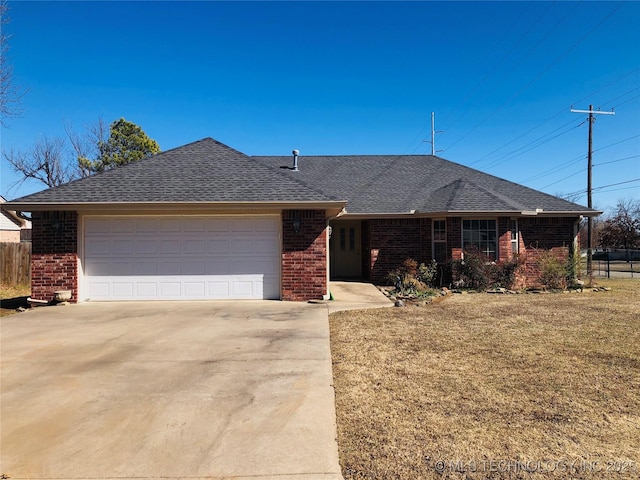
xmin=518 ymin=246 xmax=570 ymax=289
xmin=367 ymin=218 xmax=432 ymax=283
xmin=365 ymin=215 xmax=579 ymax=288
xmin=447 ymin=217 xmax=463 ymax=260
xmin=281 ymin=210 xmax=327 ymax=301
xmin=497 ymin=217 xmax=512 ymax=262
xmin=31 ymin=211 xmax=78 ymax=302
xmin=516 ymin=216 xmax=579 ymax=288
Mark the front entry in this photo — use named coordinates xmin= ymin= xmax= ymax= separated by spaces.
xmin=330 ymin=220 xmax=362 ymax=278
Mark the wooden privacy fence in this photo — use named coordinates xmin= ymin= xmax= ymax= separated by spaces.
xmin=1 ymin=242 xmax=31 ymax=286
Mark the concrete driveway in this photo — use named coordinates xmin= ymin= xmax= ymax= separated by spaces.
xmin=1 ymin=301 xmax=343 ymax=480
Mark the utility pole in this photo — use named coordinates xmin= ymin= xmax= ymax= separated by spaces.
xmin=425 ymin=112 xmax=443 ymax=155
xmin=570 ymin=105 xmax=614 ymax=285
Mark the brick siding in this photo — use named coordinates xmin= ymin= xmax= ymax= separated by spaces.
xmin=281 ymin=210 xmax=327 ymax=301
xmin=516 ymin=217 xmax=579 ymax=287
xmin=363 ymin=215 xmax=579 ymax=288
xmin=31 ymin=211 xmax=78 ymax=302
xmin=368 ymin=218 xmax=431 ymax=283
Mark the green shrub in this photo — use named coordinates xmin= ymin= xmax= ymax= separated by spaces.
xmin=452 ymin=249 xmax=522 ymax=290
xmin=537 ymin=250 xmax=570 ymax=290
xmin=416 ymin=259 xmax=439 ymax=288
xmin=386 ymin=258 xmax=436 ymax=296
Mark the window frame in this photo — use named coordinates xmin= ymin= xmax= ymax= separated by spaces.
xmin=510 ymin=218 xmax=519 ymax=254
xmin=461 ymin=218 xmax=498 ymax=260
xmin=432 ymin=219 xmax=447 ymax=263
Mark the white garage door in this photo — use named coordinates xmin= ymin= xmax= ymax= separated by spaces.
xmin=83 ymin=216 xmax=281 ymax=301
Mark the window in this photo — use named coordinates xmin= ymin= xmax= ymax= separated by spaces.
xmin=432 ymin=219 xmax=447 ymax=263
xmin=462 ymin=219 xmax=497 ymax=259
xmin=339 ymin=227 xmax=356 ymax=251
xmin=511 ymin=219 xmax=519 ymax=254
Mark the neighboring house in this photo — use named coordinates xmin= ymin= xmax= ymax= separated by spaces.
xmin=2 ymin=137 xmax=599 ymax=303
xmin=0 ymin=195 xmax=31 ymax=242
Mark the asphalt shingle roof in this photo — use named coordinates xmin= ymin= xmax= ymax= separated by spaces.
xmin=7 ymin=137 xmax=596 ymax=215
xmin=255 ymin=154 xmax=596 ymax=214
xmin=9 ymin=138 xmax=339 ymax=204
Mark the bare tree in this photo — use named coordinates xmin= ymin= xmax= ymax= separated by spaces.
xmin=4 ymin=135 xmax=78 ymax=188
xmin=599 ymin=199 xmax=640 ymax=250
xmin=0 ymin=1 xmax=26 ymax=126
xmin=65 ymin=117 xmax=108 ymax=177
xmin=5 ymin=117 xmax=160 ymax=190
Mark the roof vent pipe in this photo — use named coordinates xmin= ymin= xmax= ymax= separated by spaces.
xmin=292 ymin=149 xmax=299 ymax=171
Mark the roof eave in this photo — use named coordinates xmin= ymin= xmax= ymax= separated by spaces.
xmin=338 ymin=208 xmax=600 ymax=219
xmin=3 ymin=200 xmax=348 ymax=217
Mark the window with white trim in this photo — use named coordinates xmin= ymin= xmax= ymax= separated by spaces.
xmin=511 ymin=219 xmax=519 ymax=254
xmin=462 ymin=219 xmax=497 ymax=259
xmin=432 ymin=219 xmax=447 ymax=263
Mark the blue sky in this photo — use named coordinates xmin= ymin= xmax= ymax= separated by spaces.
xmin=1 ymin=1 xmax=639 ymax=214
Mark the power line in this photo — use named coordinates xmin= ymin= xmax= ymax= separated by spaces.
xmin=540 ymin=168 xmax=586 ymax=190
xmin=520 ymin=154 xmax=584 ymax=183
xmin=564 ymin=178 xmax=640 ymax=197
xmin=594 ymin=154 xmax=640 ymax=167
xmin=439 ymin=2 xmax=558 ymax=135
xmin=481 ymin=120 xmax=582 ymax=169
xmin=475 ymin=68 xmax=639 ymax=167
xmin=442 ymin=2 xmax=624 ymax=154
xmin=611 ymin=93 xmax=640 ymax=109
xmin=593 ymin=133 xmax=640 ymax=153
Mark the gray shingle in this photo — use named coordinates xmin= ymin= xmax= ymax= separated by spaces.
xmin=9 ymin=138 xmax=339 ymax=204
xmin=7 ymin=137 xmax=596 ymax=215
xmin=255 ymin=154 xmax=596 ymax=214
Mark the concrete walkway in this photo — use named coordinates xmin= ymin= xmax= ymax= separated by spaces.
xmin=1 ymin=301 xmax=343 ymax=480
xmin=327 ymin=281 xmax=394 ymax=313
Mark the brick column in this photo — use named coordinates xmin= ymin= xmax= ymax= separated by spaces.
xmin=31 ymin=211 xmax=79 ymax=302
xmin=281 ymin=210 xmax=327 ymax=301
xmin=447 ymin=217 xmax=462 ymax=260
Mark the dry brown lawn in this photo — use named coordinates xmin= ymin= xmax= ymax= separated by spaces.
xmin=330 ymin=278 xmax=640 ymax=479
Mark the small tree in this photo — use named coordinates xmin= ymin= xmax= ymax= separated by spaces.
xmin=4 ymin=118 xmax=160 ymax=190
xmin=598 ymin=199 xmax=640 ymax=250
xmin=79 ymin=118 xmax=160 ymax=173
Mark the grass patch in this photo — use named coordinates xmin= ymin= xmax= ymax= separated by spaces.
xmin=330 ymin=278 xmax=640 ymax=479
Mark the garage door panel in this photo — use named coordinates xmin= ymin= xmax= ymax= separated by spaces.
xmin=136 ymin=283 xmax=157 ymax=297
xmin=182 ymin=261 xmax=205 ymax=275
xmin=159 ymin=261 xmax=182 ymax=275
xmin=113 ymin=283 xmax=134 ymax=297
xmin=206 ymin=239 xmax=229 ymax=253
xmin=184 ymin=282 xmax=206 ymax=297
xmin=160 ymin=240 xmax=181 ymax=254
xmin=112 ymin=219 xmax=137 ymax=233
xmin=132 ymin=262 xmax=155 ymax=275
xmin=184 ymin=240 xmax=205 ymax=254
xmin=136 ymin=240 xmax=158 ymax=254
xmin=86 ymin=261 xmax=110 ymax=276
xmin=113 ymin=240 xmax=134 ymax=254
xmin=159 ymin=282 xmax=181 ymax=297
xmin=85 ymin=240 xmax=110 ymax=256
xmin=112 ymin=262 xmax=134 ymax=275
xmin=84 ymin=216 xmax=281 ymax=300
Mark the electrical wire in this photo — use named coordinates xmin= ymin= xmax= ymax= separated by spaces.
xmin=564 ymin=178 xmax=640 ymax=197
xmin=442 ymin=2 xmax=625 ymax=154
xmin=475 ymin=68 xmax=639 ymax=167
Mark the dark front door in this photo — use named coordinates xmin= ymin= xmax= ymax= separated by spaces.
xmin=330 ymin=220 xmax=362 ymax=278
